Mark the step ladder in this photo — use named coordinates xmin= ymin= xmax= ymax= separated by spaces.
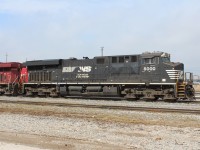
xmin=176 ymin=82 xmax=186 ymax=99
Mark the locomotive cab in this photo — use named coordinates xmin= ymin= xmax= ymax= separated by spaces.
xmin=159 ymin=54 xmax=194 ymax=100
xmin=140 ymin=52 xmax=162 ymax=83
xmin=139 ymin=52 xmax=195 ymax=100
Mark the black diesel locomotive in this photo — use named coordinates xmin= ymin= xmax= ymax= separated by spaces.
xmin=23 ymin=52 xmax=195 ymax=101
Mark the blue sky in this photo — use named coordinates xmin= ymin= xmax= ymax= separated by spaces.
xmin=0 ymin=0 xmax=200 ymax=74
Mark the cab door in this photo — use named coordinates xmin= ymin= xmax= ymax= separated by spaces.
xmin=140 ymin=57 xmax=160 ymax=83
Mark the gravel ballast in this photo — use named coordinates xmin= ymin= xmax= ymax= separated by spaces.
xmin=0 ymin=97 xmax=200 ymax=149
xmin=0 ymin=96 xmax=200 ymax=110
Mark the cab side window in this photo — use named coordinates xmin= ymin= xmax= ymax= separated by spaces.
xmin=142 ymin=57 xmax=158 ymax=64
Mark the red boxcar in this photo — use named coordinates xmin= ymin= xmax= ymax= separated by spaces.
xmin=0 ymin=62 xmax=27 ymax=95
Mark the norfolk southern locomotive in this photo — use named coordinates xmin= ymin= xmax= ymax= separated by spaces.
xmin=21 ymin=51 xmax=194 ymax=101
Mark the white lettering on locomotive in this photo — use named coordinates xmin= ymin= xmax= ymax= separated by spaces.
xmin=142 ymin=66 xmax=156 ymax=72
xmin=62 ymin=66 xmax=92 ymax=73
xmin=76 ymin=74 xmax=89 ymax=78
xmin=78 ymin=66 xmax=92 ymax=72
xmin=62 ymin=67 xmax=76 ymax=72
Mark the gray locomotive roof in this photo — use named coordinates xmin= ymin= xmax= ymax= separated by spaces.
xmin=141 ymin=52 xmax=166 ymax=58
xmin=94 ymin=54 xmax=139 ymax=59
xmin=23 ymin=51 xmax=169 ymax=66
xmin=24 ymin=59 xmax=62 ymax=66
xmin=94 ymin=52 xmax=168 ymax=59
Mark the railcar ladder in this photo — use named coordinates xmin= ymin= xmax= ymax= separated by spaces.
xmin=176 ymin=82 xmax=186 ymax=99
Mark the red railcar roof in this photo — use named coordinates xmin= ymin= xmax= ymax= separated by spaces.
xmin=0 ymin=62 xmax=23 ymax=68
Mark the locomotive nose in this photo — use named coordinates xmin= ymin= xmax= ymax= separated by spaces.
xmin=165 ymin=62 xmax=184 ymax=80
xmin=173 ymin=63 xmax=184 ymax=71
xmin=165 ymin=62 xmax=184 ymax=71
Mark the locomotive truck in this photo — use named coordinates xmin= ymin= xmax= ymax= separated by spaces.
xmin=22 ymin=51 xmax=194 ymax=101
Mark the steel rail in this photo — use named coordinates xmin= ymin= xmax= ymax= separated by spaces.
xmin=0 ymin=99 xmax=200 ymax=115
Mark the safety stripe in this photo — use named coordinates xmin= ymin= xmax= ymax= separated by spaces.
xmin=166 ymin=70 xmax=181 ymax=80
xmin=24 ymin=82 xmax=176 ymax=85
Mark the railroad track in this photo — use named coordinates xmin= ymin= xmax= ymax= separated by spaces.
xmin=0 ymin=99 xmax=200 ymax=115
xmin=195 ymin=92 xmax=200 ymax=99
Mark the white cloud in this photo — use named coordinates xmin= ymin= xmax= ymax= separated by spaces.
xmin=0 ymin=0 xmax=69 ymax=14
xmin=0 ymin=0 xmax=200 ymax=73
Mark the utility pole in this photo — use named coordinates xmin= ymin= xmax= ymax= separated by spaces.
xmin=101 ymin=47 xmax=104 ymax=56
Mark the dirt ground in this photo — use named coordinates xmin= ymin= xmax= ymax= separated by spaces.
xmin=0 ymin=132 xmax=121 ymax=150
xmin=194 ymin=84 xmax=200 ymax=92
xmin=0 ymin=102 xmax=200 ymax=149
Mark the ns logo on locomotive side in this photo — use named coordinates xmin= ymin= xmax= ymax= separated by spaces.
xmin=0 ymin=52 xmax=195 ymax=101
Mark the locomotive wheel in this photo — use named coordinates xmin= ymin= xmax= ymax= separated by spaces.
xmin=12 ymin=84 xmax=19 ymax=96
xmin=144 ymin=98 xmax=157 ymax=101
xmin=163 ymin=99 xmax=177 ymax=102
xmin=163 ymin=98 xmax=177 ymax=102
xmin=50 ymin=92 xmax=60 ymax=97
xmin=185 ymin=85 xmax=195 ymax=100
xmin=163 ymin=94 xmax=177 ymax=102
xmin=45 ymin=93 xmax=50 ymax=97
xmin=25 ymin=90 xmax=34 ymax=97
xmin=124 ymin=93 xmax=139 ymax=100
xmin=153 ymin=96 xmax=160 ymax=101
xmin=126 ymin=97 xmax=140 ymax=101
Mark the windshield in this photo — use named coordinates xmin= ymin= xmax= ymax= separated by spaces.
xmin=161 ymin=57 xmax=170 ymax=63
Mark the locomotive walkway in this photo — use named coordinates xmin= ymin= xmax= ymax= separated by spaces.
xmin=0 ymin=99 xmax=200 ymax=115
